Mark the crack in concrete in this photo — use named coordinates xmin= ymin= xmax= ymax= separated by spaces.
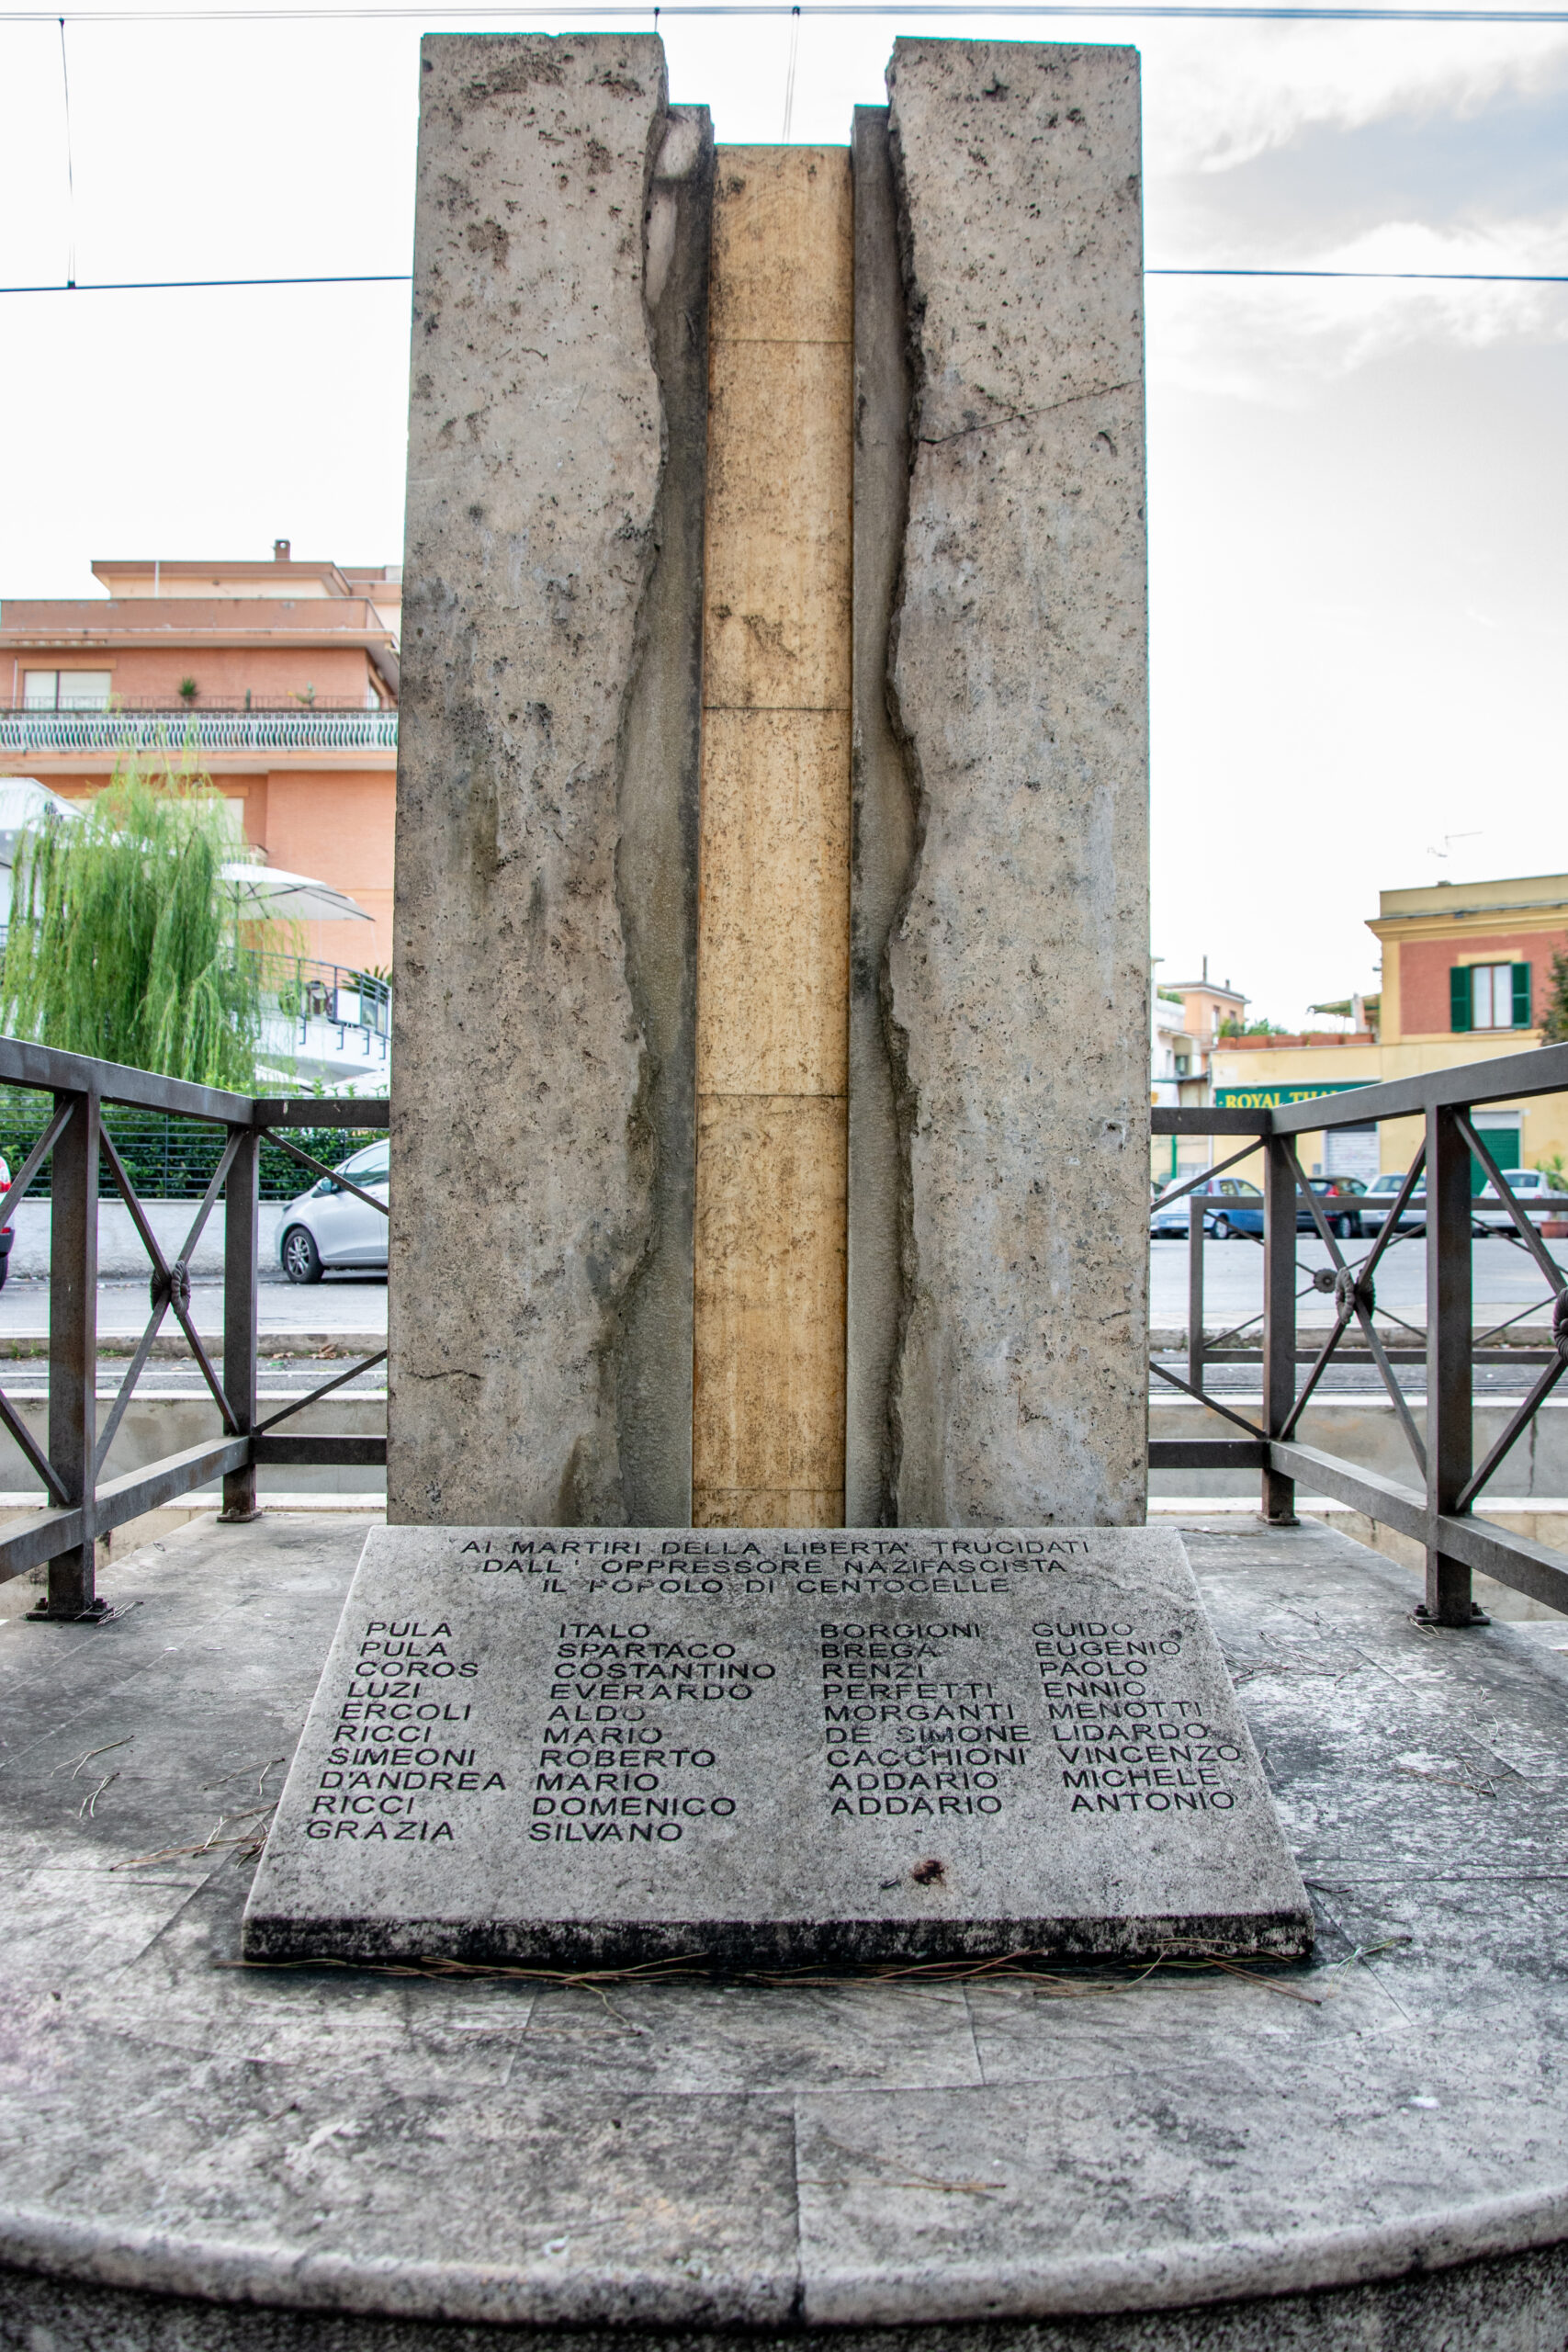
xmin=918 ymin=379 xmax=1138 ymax=447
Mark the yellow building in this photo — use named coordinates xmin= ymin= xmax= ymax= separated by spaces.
xmin=1206 ymin=872 xmax=1568 ymax=1184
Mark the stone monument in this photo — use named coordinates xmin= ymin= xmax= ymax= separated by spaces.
xmin=27 ymin=46 xmax=1568 ymax=2352
xmin=248 ymin=30 xmax=1309 ymax=1973
xmin=387 ymin=33 xmax=1150 ymax=1535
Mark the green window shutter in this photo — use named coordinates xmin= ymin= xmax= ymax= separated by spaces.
xmin=1512 ymin=962 xmax=1532 ymax=1028
xmin=1450 ymin=967 xmax=1472 ymax=1033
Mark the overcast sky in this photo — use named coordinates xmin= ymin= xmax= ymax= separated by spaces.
xmin=1 ymin=6 xmax=1563 ymax=1027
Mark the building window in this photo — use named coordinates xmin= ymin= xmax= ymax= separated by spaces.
xmin=21 ymin=671 xmax=112 ymax=711
xmin=1175 ymin=1056 xmax=1190 ymax=1076
xmin=1451 ymin=963 xmax=1531 ymax=1034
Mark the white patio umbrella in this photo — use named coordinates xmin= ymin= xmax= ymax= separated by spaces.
xmin=0 ymin=778 xmax=83 ymax=867
xmin=220 ymin=863 xmax=373 ymax=924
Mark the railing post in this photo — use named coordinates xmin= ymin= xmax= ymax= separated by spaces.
xmin=31 ymin=1087 xmax=103 ymax=1621
xmin=220 ymin=1122 xmax=261 ymax=1522
xmin=1187 ymin=1177 xmax=1205 ymax=1398
xmin=1261 ymin=1126 xmax=1298 ymax=1525
xmin=1423 ymin=1101 xmax=1482 ymax=1623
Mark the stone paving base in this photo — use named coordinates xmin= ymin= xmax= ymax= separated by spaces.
xmin=3 ymin=1512 xmax=1566 ymax=2349
xmin=4 ymin=2244 xmax=1568 ymax=2352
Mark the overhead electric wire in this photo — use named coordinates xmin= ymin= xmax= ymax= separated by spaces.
xmin=0 ymin=272 xmax=414 ymax=292
xmin=1146 ymin=266 xmax=1568 ymax=278
xmin=780 ymin=0 xmax=801 ymax=138
xmin=6 ymin=0 xmax=1561 ymax=291
xmin=1 ymin=266 xmax=1563 ymax=292
xmin=4 ymin=2 xmax=1568 ymax=18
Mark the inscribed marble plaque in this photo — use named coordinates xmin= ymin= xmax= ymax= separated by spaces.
xmin=243 ymin=1524 xmax=1313 ymax=1966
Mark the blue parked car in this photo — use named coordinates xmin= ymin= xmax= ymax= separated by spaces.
xmin=1150 ymin=1177 xmax=1263 ymax=1240
xmin=1152 ymin=1173 xmax=1368 ymax=1242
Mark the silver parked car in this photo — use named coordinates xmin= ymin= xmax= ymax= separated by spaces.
xmin=277 ymin=1138 xmax=389 ymax=1283
xmin=1359 ymin=1167 xmax=1568 ymax=1236
xmin=1472 ymin=1169 xmax=1568 ymax=1232
xmin=1357 ymin=1171 xmax=1415 ymax=1232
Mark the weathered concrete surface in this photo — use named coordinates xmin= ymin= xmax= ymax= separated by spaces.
xmin=885 ymin=42 xmax=1150 ymax=1528
xmin=1147 ymin=1495 xmax=1568 ymax=1623
xmin=616 ymin=105 xmax=715 ymax=1525
xmin=846 ymin=107 xmax=916 ymax=1529
xmin=243 ymin=1521 xmax=1311 ymax=1968
xmin=389 ymin=35 xmax=702 ymax=1527
xmin=6 ymin=1513 xmax=1568 ymax=2346
xmin=693 ymin=151 xmax=853 ymax=1529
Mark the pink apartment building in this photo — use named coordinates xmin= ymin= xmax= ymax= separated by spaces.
xmin=0 ymin=541 xmax=400 ymax=971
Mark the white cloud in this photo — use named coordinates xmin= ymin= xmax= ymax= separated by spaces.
xmin=1138 ymin=19 xmax=1568 ymax=175
xmin=1150 ymin=229 xmax=1568 ymax=403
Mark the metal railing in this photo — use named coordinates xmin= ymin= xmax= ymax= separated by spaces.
xmin=0 ymin=712 xmax=399 ymax=756
xmin=1152 ymin=1039 xmax=1568 ymax=1624
xmin=4 ymin=1034 xmax=1563 ymax=1631
xmin=0 ymin=1037 xmax=387 ymax=1623
xmin=249 ymin=954 xmax=391 ymax=1037
xmin=0 ymin=1089 xmax=382 ymax=1204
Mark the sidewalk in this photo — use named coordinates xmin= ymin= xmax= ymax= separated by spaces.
xmin=0 ymin=1274 xmax=387 ymax=1353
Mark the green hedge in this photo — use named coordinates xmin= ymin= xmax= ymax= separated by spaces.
xmin=0 ymin=1090 xmax=380 ymax=1204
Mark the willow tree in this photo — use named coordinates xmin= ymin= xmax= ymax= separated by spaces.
xmin=1 ymin=761 xmax=263 ymax=1087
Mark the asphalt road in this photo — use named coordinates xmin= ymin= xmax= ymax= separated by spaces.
xmin=0 ymin=1232 xmax=1557 ymax=1400
xmin=1151 ymin=1227 xmax=1564 ymax=1338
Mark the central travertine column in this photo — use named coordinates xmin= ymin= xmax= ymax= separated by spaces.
xmin=692 ymin=151 xmax=853 ymax=1529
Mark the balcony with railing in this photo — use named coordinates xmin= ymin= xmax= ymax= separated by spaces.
xmin=246 ymin=953 xmax=390 ymax=1090
xmin=0 ymin=707 xmax=399 ymax=756
xmin=252 ymin=953 xmax=390 ymax=1040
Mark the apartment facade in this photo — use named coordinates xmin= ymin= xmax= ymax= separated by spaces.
xmin=1209 ymin=872 xmax=1568 ymax=1181
xmin=0 ymin=543 xmax=399 ymax=970
xmin=1151 ymin=969 xmax=1247 ymax=1181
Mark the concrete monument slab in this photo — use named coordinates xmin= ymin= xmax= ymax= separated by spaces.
xmin=243 ymin=1522 xmax=1313 ymax=1967
xmin=878 ymin=41 xmax=1152 ymax=1528
xmin=389 ymin=37 xmax=711 ymax=1530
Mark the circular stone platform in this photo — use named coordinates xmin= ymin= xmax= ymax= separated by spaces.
xmin=2 ymin=1511 xmax=1566 ymax=2351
